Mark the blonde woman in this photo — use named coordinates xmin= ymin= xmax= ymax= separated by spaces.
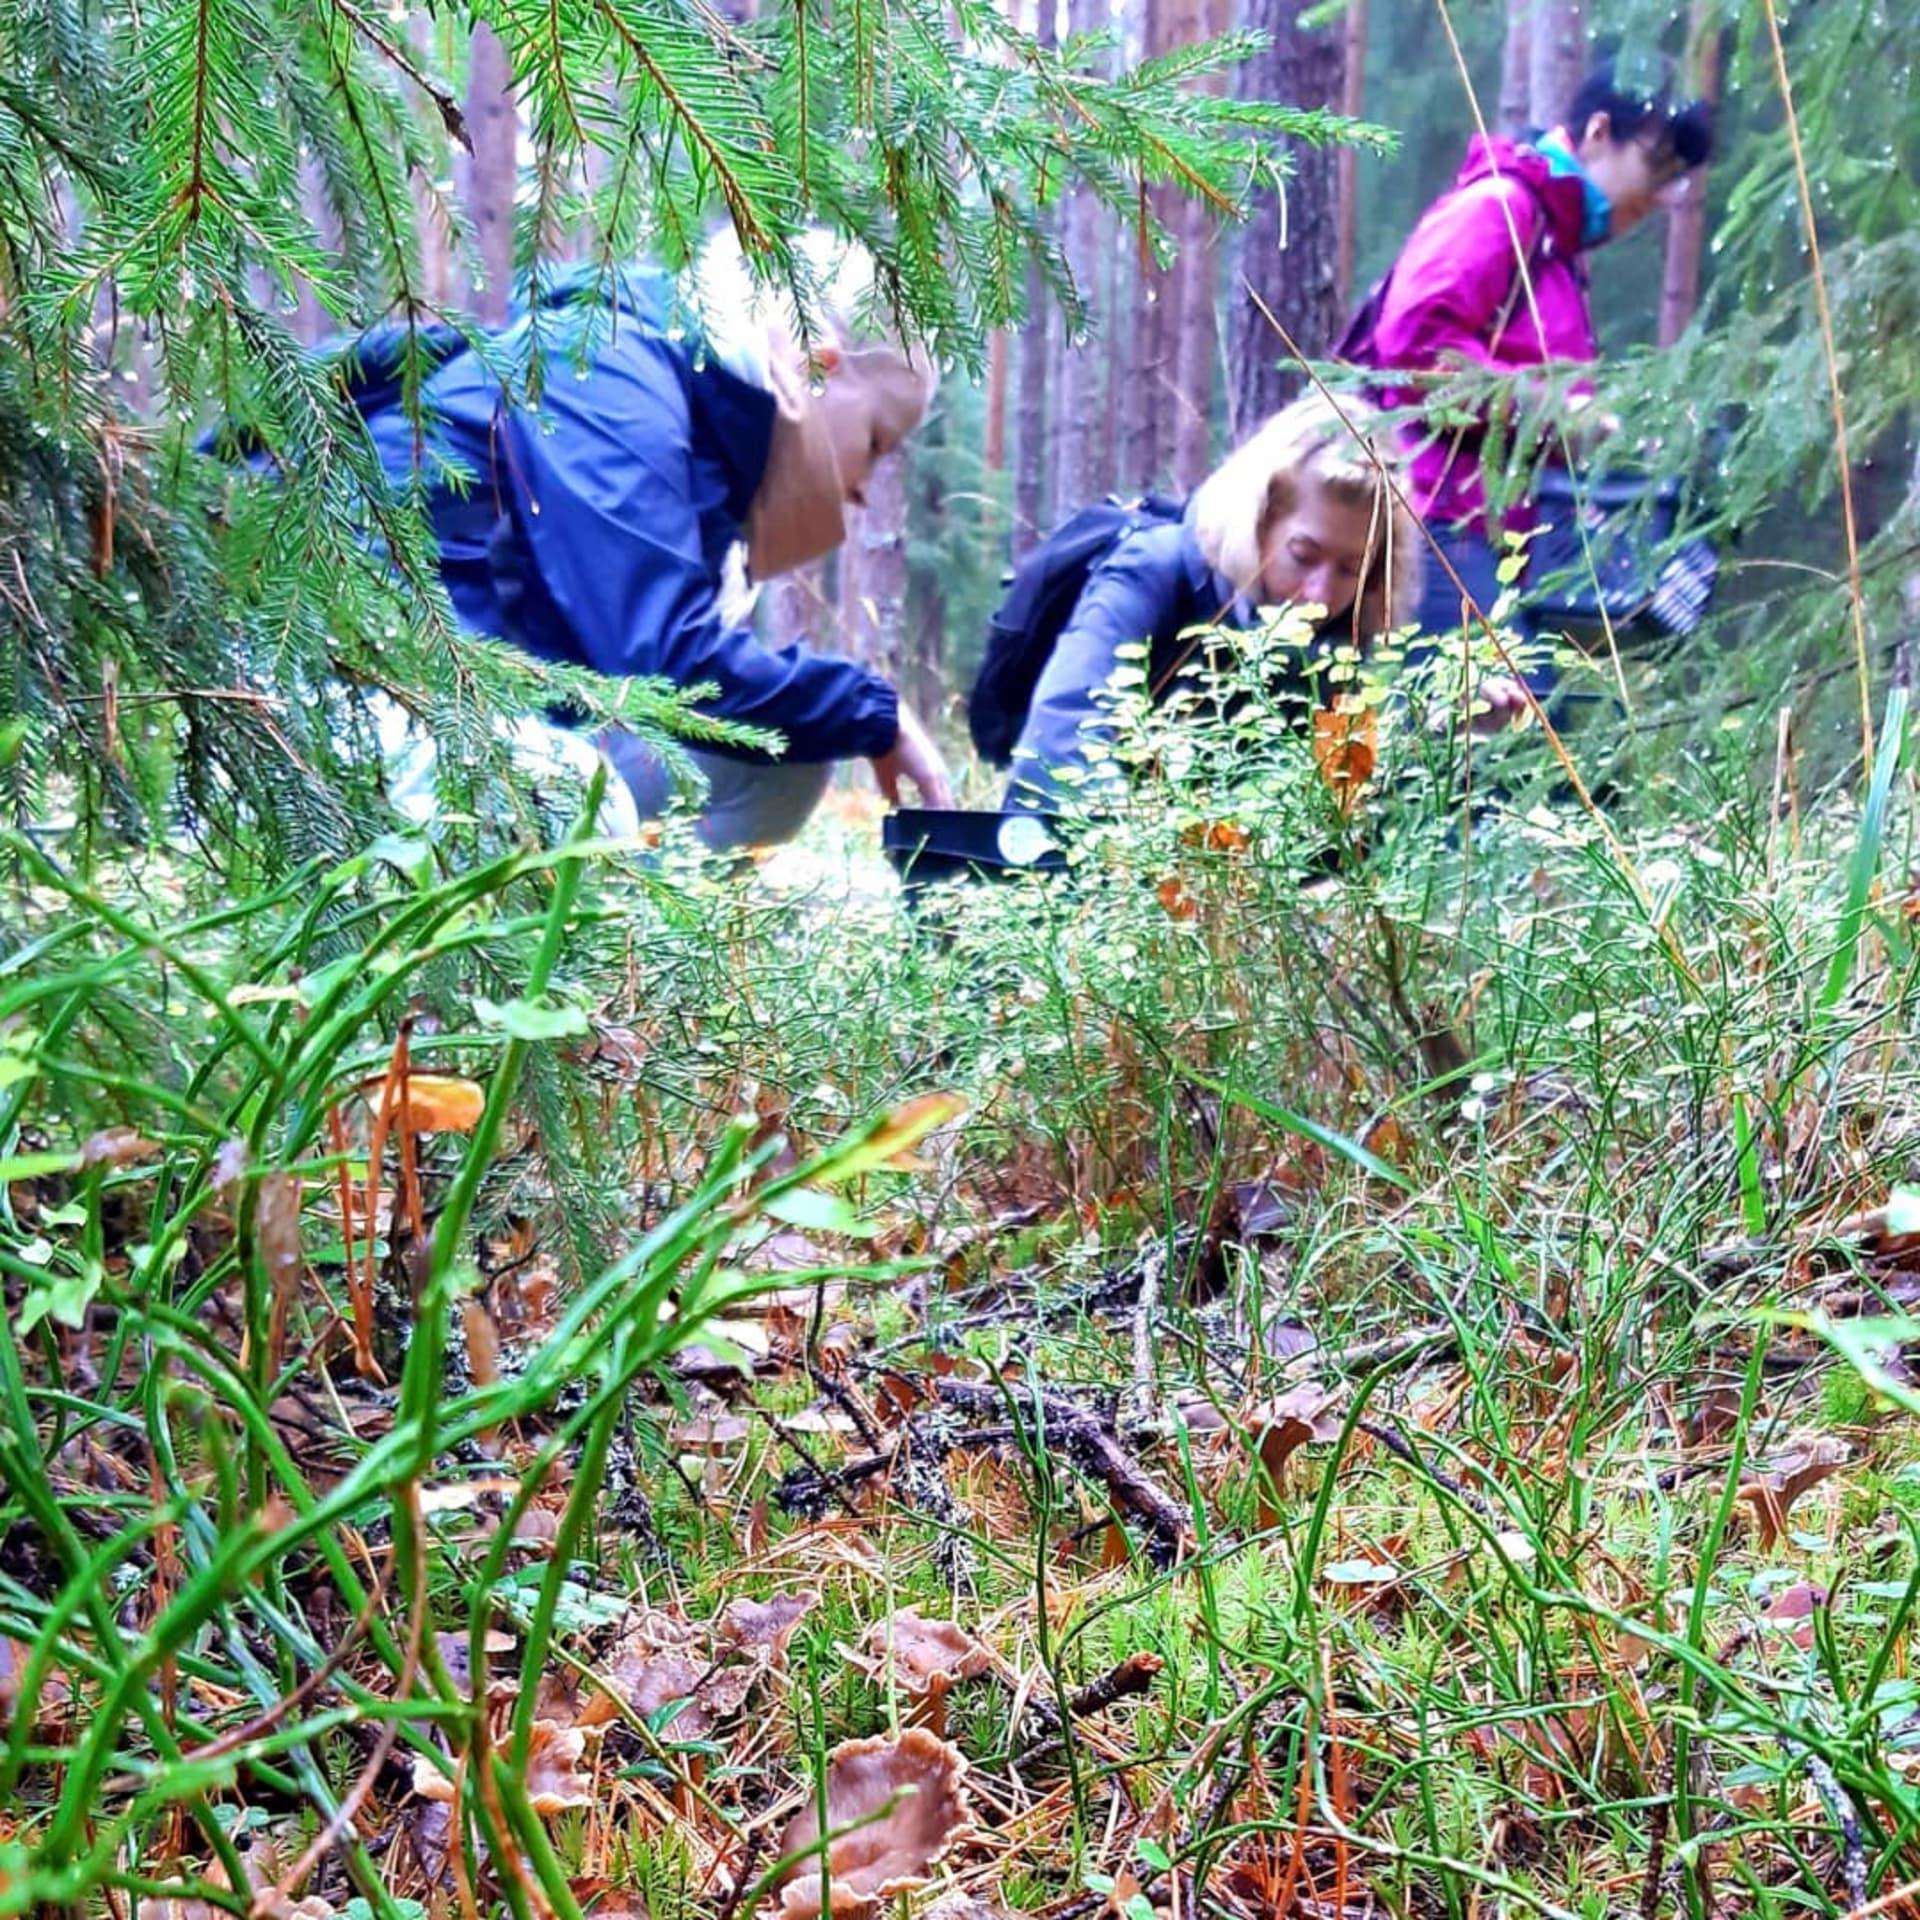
xmin=361 ymin=230 xmax=952 ymax=848
xmin=1004 ymin=393 xmax=1420 ymax=805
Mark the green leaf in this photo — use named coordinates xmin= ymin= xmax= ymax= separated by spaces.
xmin=1888 ymin=1187 xmax=1920 ymax=1236
xmin=1175 ymin=1068 xmax=1416 ymax=1193
xmin=760 ymin=1186 xmax=877 ymax=1237
xmin=472 ymin=995 xmax=591 ymax=1042
xmin=18 ymin=1261 xmax=105 ymax=1336
xmin=0 ymin=1152 xmax=79 ymax=1184
xmin=491 ymin=1571 xmax=627 ymax=1635
xmin=366 ymin=833 xmax=435 ymax=880
xmin=799 ymin=1092 xmax=968 ymax=1187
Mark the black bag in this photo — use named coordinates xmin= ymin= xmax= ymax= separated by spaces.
xmin=968 ymin=492 xmax=1185 ymax=767
xmin=1527 ymin=467 xmax=1719 ymax=638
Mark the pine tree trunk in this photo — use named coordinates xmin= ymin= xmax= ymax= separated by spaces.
xmin=845 ymin=455 xmax=909 ymax=674
xmin=1231 ymin=0 xmax=1346 ymax=431
xmin=293 ymin=157 xmax=341 ymax=345
xmin=1013 ymin=0 xmax=1057 ymax=557
xmin=1170 ymin=0 xmax=1227 ymax=492
xmin=1334 ymin=0 xmax=1368 ymax=312
xmin=766 ymin=566 xmax=830 ymax=654
xmin=1053 ymin=0 xmax=1108 ymax=514
xmin=459 ymin=24 xmax=517 ymax=324
xmin=1123 ymin=225 xmax=1160 ymax=489
xmin=1498 ymin=0 xmax=1532 ymax=136
xmin=410 ymin=14 xmax=455 ymax=308
xmin=1100 ymin=226 xmax=1123 ymax=491
xmin=1657 ymin=3 xmax=1721 ymax=347
xmin=1526 ymin=0 xmax=1586 ymax=133
xmin=1014 ymin=266 xmax=1052 ymax=556
xmin=1124 ymin=0 xmax=1167 ymax=487
xmin=984 ymin=330 xmax=1009 ymax=475
xmin=902 ymin=412 xmax=948 ymax=715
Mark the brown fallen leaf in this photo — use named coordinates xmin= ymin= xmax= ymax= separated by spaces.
xmin=1739 ymin=1437 xmax=1851 ymax=1549
xmin=1252 ymin=1383 xmax=1345 ymax=1527
xmin=568 ymin=1878 xmax=650 ymax=1920
xmin=1156 ymin=875 xmax=1199 ymax=922
xmin=776 ymin=1728 xmax=973 ymax=1919
xmin=79 ymin=1125 xmax=160 ymax=1170
xmin=674 ymin=1409 xmax=752 ymax=1451
xmin=0 ymin=1631 xmax=68 ymax=1736
xmin=1312 ymin=702 xmax=1378 ymax=813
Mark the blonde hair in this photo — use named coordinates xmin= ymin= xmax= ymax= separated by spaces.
xmin=689 ymin=227 xmax=937 ymax=413
xmin=1190 ymin=391 xmax=1420 ymax=639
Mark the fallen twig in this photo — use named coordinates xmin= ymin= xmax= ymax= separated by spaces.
xmin=1121 ymin=1241 xmax=1167 ymax=1440
xmin=1298 ymin=1325 xmax=1457 ymax=1378
xmin=933 ymin=1377 xmax=1194 ymax=1564
xmin=1014 ymin=1650 xmax=1166 ymax=1764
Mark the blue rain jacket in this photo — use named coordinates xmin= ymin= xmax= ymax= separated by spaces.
xmin=358 ymin=273 xmax=899 ymax=762
xmin=1006 ymin=515 xmax=1241 ymax=804
xmin=1006 ymin=513 xmax=1332 ymax=806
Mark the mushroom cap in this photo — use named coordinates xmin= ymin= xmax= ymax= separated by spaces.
xmin=852 ymin=1609 xmax=990 ymax=1695
xmin=776 ymin=1728 xmax=973 ymax=1918
xmin=719 ymin=1592 xmax=817 ymax=1663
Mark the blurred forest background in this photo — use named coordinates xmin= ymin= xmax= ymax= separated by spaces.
xmin=0 ymin=0 xmax=1915 ymax=852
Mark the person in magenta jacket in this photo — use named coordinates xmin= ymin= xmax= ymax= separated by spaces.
xmin=1370 ymin=58 xmax=1713 ymax=725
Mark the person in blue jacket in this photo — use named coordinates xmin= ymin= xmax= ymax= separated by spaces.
xmin=1005 ymin=393 xmax=1422 ymax=806
xmin=360 ymin=232 xmax=952 ymax=848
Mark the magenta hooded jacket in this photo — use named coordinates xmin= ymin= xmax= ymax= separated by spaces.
xmin=1372 ymin=135 xmax=1598 ymax=535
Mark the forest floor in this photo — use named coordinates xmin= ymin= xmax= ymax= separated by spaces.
xmin=6 ymin=694 xmax=1920 ymax=1920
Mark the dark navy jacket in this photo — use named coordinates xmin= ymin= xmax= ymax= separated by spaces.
xmin=359 ymin=277 xmax=898 ymax=761
xmin=1006 ymin=516 xmax=1248 ymax=805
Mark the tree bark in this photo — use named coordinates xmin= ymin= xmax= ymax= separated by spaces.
xmin=766 ymin=565 xmax=830 ymax=655
xmin=1497 ymin=0 xmax=1532 ymax=136
xmin=1014 ymin=265 xmax=1052 ymax=555
xmin=1123 ymin=222 xmax=1162 ymax=489
xmin=984 ymin=330 xmax=1009 ymax=475
xmin=1101 ymin=226 xmax=1123 ymax=492
xmin=1334 ymin=0 xmax=1368 ymax=313
xmin=1657 ymin=2 xmax=1721 ymax=347
xmin=1526 ymin=0 xmax=1586 ymax=133
xmin=1231 ymin=0 xmax=1346 ymax=432
xmin=844 ymin=454 xmax=909 ymax=674
xmin=1013 ymin=0 xmax=1057 ymax=555
xmin=1054 ymin=0 xmax=1109 ymax=514
xmin=1124 ymin=0 xmax=1170 ymax=488
xmin=292 ymin=156 xmax=342 ymax=346
xmin=902 ymin=411 xmax=948 ymax=715
xmin=1170 ymin=0 xmax=1228 ymax=491
xmin=459 ymin=24 xmax=517 ymax=324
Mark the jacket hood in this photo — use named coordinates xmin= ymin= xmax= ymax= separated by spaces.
xmin=1453 ymin=134 xmax=1588 ymax=259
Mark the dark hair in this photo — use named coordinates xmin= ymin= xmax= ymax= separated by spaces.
xmin=1566 ymin=58 xmax=1714 ymax=171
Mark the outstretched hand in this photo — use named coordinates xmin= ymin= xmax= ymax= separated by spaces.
xmin=870 ymin=701 xmax=953 ymax=809
xmin=1470 ymin=673 xmax=1533 ymax=735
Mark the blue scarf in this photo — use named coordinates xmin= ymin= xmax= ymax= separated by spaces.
xmin=1538 ymin=134 xmax=1613 ymax=249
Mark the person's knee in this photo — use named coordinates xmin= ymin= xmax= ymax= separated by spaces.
xmin=694 ymin=755 xmax=831 ymax=851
